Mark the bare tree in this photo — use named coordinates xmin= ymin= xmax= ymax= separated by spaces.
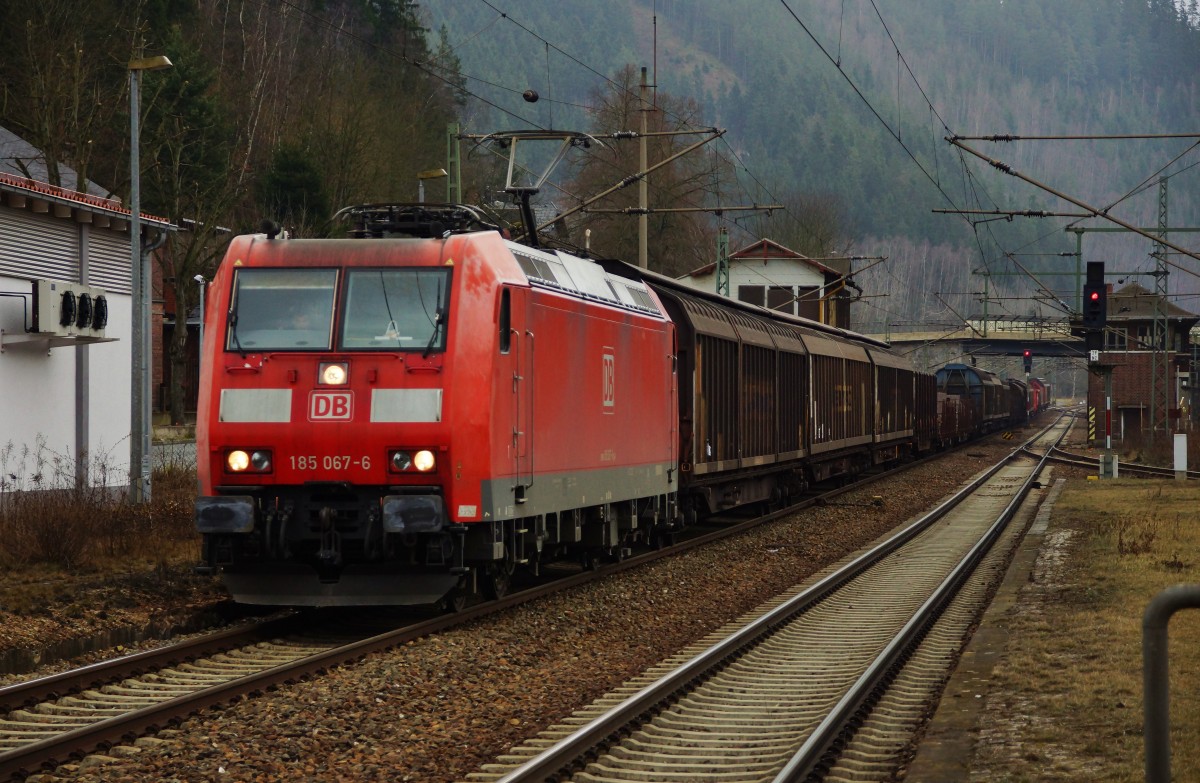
xmin=0 ymin=0 xmax=126 ymax=192
xmin=567 ymin=65 xmax=721 ymax=277
xmin=748 ymin=191 xmax=854 ymax=263
xmin=139 ymin=29 xmax=244 ymax=425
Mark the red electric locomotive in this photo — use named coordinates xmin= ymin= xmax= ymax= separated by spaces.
xmin=1028 ymin=377 xmax=1048 ymax=414
xmin=195 ymin=205 xmax=678 ymax=607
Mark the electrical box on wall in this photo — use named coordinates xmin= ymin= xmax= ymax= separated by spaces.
xmin=30 ymin=278 xmax=110 ymax=338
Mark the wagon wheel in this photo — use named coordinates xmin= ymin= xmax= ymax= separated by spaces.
xmin=484 ymin=562 xmax=513 ymax=600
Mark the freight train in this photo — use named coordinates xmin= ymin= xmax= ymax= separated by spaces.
xmin=194 ymin=203 xmax=1035 ymax=608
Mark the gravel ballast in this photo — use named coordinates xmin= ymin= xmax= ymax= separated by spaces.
xmin=10 ymin=440 xmax=1019 ymax=783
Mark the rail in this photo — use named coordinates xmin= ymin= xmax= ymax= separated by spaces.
xmin=486 ymin=415 xmax=1067 ymax=782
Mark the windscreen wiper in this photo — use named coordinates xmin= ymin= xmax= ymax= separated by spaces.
xmin=228 ymin=311 xmax=247 ymax=357
xmin=422 ymin=309 xmax=444 ymax=359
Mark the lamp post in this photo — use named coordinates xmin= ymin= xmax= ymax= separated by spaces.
xmin=128 ymin=54 xmax=172 ymax=503
xmin=417 ymin=168 xmax=448 ymax=203
xmin=194 ymin=274 xmax=205 ymax=356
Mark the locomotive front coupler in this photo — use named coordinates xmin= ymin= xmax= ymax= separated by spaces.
xmin=315 ymin=506 xmax=343 ymax=570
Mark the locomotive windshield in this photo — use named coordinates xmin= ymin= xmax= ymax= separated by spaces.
xmin=340 ymin=268 xmax=451 ymax=352
xmin=227 ymin=268 xmax=337 ymax=351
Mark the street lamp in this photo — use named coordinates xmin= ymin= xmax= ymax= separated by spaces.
xmin=194 ymin=274 xmax=206 ymax=355
xmin=129 ymin=54 xmax=172 ymax=504
xmin=417 ymin=168 xmax=448 ymax=203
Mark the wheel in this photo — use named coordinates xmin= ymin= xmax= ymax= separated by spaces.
xmin=580 ymin=550 xmax=601 ymax=571
xmin=441 ymin=575 xmax=472 ymax=613
xmin=442 ymin=589 xmax=469 ymax=613
xmin=484 ymin=563 xmax=512 ymax=600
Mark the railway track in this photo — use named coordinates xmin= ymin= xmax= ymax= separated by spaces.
xmin=1034 ymin=444 xmax=1199 ymax=479
xmin=0 ymin=432 xmax=1028 ymax=781
xmin=0 ymin=607 xmax=523 ymax=781
xmin=460 ymin=415 xmax=1071 ymax=783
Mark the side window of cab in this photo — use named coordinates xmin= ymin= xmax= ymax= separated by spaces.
xmin=499 ymin=288 xmax=511 ymax=354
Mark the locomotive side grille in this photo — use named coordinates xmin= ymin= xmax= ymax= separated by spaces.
xmin=513 ymin=250 xmax=559 ymax=283
xmin=620 ymin=283 xmax=656 ymax=311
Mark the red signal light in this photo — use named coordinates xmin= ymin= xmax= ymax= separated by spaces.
xmin=1023 ymin=350 xmax=1031 ymax=357
xmin=1089 ymin=291 xmax=1100 ymax=301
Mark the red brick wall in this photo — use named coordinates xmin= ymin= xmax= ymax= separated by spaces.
xmin=1087 ymin=351 xmax=1185 ymax=435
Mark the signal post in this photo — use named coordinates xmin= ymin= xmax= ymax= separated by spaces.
xmin=1078 ymin=261 xmax=1117 ymax=478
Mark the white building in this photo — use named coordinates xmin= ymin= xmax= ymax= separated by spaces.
xmin=673 ymin=238 xmax=853 ymax=328
xmin=0 ymin=127 xmax=172 ymax=488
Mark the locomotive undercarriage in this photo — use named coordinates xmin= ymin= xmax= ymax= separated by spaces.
xmin=197 ymin=486 xmax=680 ymax=607
xmin=456 ymin=493 xmax=681 ymax=597
xmin=197 ymin=485 xmax=467 ymax=606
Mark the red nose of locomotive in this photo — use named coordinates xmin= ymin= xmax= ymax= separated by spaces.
xmin=195 ymin=248 xmax=461 ymax=604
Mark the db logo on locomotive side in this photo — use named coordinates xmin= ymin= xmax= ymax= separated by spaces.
xmin=309 ymin=391 xmax=354 ymax=421
xmin=602 ymin=350 xmax=615 ymax=411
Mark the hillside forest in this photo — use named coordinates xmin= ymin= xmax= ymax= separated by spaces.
xmin=427 ymin=0 xmax=1200 ymax=336
xmin=1 ymin=0 xmax=1199 ymax=408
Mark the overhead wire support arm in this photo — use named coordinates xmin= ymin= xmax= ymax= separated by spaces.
xmin=952 ymin=132 xmax=1200 ymax=142
xmin=933 ymin=208 xmax=1093 ymax=219
xmin=605 ymin=128 xmax=720 ymax=140
xmin=779 ymin=256 xmax=888 ymax=309
xmin=536 ymin=129 xmax=726 ymax=234
xmin=947 ymin=136 xmax=1200 ymax=273
xmin=583 ymin=204 xmax=783 ymax=215
xmin=457 ymin=129 xmax=718 ymax=142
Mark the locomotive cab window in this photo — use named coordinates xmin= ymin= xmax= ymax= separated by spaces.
xmin=340 ymin=268 xmax=452 ymax=352
xmin=227 ymin=268 xmax=336 ymax=351
xmin=499 ymin=289 xmax=511 ymax=354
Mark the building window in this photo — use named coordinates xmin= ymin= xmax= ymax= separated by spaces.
xmin=737 ymin=285 xmax=765 ymax=307
xmin=767 ymin=286 xmax=795 ymax=315
xmin=1106 ymin=327 xmax=1127 ymax=351
xmin=797 ymin=287 xmax=820 ymax=322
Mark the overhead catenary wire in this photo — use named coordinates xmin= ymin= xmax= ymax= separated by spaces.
xmin=467 ymin=0 xmax=876 ymax=255
xmin=280 ymin=0 xmax=1067 ymax=334
xmin=949 ymin=137 xmax=1200 ymax=274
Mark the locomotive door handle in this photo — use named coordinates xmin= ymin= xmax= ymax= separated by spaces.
xmin=524 ymin=330 xmax=534 ymax=491
xmin=511 ymin=327 xmax=522 ymax=446
xmin=511 ymin=326 xmax=530 ymax=498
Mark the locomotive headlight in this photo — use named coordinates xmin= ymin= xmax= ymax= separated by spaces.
xmin=226 ymin=449 xmax=272 ymax=473
xmin=413 ymin=450 xmax=436 ymax=472
xmin=388 ymin=449 xmax=436 ymax=473
xmin=318 ymin=362 xmax=349 ymax=386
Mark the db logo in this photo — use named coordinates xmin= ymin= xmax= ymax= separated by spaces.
xmin=602 ymin=351 xmax=615 ymax=410
xmin=309 ymin=391 xmax=353 ymax=421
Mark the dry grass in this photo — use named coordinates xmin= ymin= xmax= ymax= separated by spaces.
xmin=0 ymin=438 xmax=198 ymax=577
xmin=971 ymin=478 xmax=1200 ymax=781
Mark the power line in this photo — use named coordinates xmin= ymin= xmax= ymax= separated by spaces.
xmin=472 ymin=1 xmax=819 ymax=245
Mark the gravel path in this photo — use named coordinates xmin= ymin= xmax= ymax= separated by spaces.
xmin=19 ymin=439 xmax=1017 ymax=783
